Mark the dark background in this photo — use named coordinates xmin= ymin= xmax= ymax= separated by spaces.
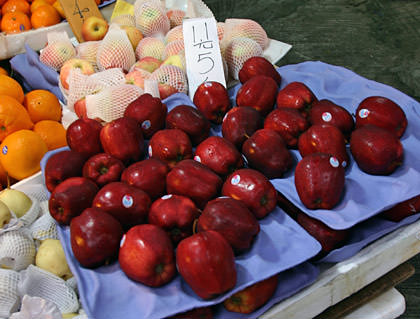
xmin=203 ymin=0 xmax=420 ymax=318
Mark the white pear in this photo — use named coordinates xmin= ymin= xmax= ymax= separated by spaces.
xmin=0 ymin=200 xmax=11 ymax=228
xmin=62 ymin=313 xmax=79 ymax=318
xmin=35 ymin=239 xmax=73 ymax=280
xmin=0 ymin=188 xmax=32 ymax=218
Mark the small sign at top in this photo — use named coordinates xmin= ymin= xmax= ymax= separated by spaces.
xmin=182 ymin=17 xmax=226 ymax=99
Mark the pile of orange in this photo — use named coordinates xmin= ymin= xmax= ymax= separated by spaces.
xmin=0 ymin=0 xmax=64 ymax=34
xmin=0 ymin=73 xmax=67 ymax=185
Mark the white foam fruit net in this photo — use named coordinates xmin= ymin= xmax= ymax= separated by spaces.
xmin=166 ymin=9 xmax=185 ymax=28
xmin=150 ymin=65 xmax=188 ymax=94
xmin=135 ymin=36 xmax=165 ymax=60
xmin=217 ymin=22 xmax=225 ymax=41
xmin=39 ymin=32 xmax=76 ymax=71
xmin=16 ymin=196 xmax=40 ymax=228
xmin=0 ymin=269 xmax=20 ymax=318
xmin=18 ymin=265 xmax=79 ymax=314
xmin=134 ymin=0 xmax=170 ymax=37
xmin=125 ymin=68 xmax=152 ymax=90
xmin=225 ymin=37 xmax=263 ymax=80
xmin=86 ymin=84 xmax=144 ymax=122
xmin=163 ymin=39 xmax=185 ymax=59
xmin=75 ymin=41 xmax=101 ymax=71
xmin=223 ymin=18 xmax=269 ymax=50
xmin=165 ymin=25 xmax=183 ymax=43
xmin=0 ymin=230 xmax=35 ymax=271
xmin=110 ymin=14 xmax=136 ymax=27
xmin=9 ymin=295 xmax=62 ymax=319
xmin=29 ymin=211 xmax=58 ymax=243
xmin=97 ymin=23 xmax=136 ymax=72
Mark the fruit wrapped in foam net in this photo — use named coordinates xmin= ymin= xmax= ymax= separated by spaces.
xmin=223 ymin=18 xmax=269 ymax=50
xmin=134 ymin=0 xmax=170 ymax=37
xmin=86 ymin=84 xmax=144 ymax=123
xmin=0 ymin=269 xmax=20 ymax=317
xmin=225 ymin=37 xmax=263 ymax=80
xmin=165 ymin=25 xmax=183 ymax=43
xmin=0 ymin=230 xmax=35 ymax=271
xmin=125 ymin=68 xmax=152 ymax=90
xmin=163 ymin=40 xmax=185 ymax=59
xmin=75 ymin=41 xmax=101 ymax=71
xmin=135 ymin=36 xmax=165 ymax=60
xmin=150 ymin=65 xmax=188 ymax=97
xmin=96 ymin=24 xmax=136 ymax=72
xmin=39 ymin=32 xmax=76 ymax=71
xmin=166 ymin=9 xmax=185 ymax=28
xmin=29 ymin=201 xmax=58 ymax=243
xmin=18 ymin=265 xmax=79 ymax=313
xmin=110 ymin=13 xmax=136 ymax=27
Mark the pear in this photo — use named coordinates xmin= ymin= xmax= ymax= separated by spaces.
xmin=35 ymin=239 xmax=73 ymax=280
xmin=0 ymin=188 xmax=32 ymax=218
xmin=0 ymin=200 xmax=12 ymax=228
xmin=62 ymin=313 xmax=79 ymax=318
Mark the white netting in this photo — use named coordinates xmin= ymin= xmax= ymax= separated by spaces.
xmin=66 ymin=68 xmax=126 ymax=112
xmin=217 ymin=22 xmax=225 ymax=41
xmin=135 ymin=36 xmax=165 ymax=60
xmin=0 ymin=269 xmax=20 ymax=318
xmin=59 ymin=58 xmax=95 ymax=92
xmin=144 ymin=79 xmax=160 ymax=98
xmin=185 ymin=0 xmax=214 ymax=18
xmin=223 ymin=18 xmax=269 ymax=50
xmin=163 ymin=39 xmax=185 ymax=59
xmin=150 ymin=65 xmax=188 ymax=95
xmin=166 ymin=9 xmax=185 ymax=28
xmin=75 ymin=41 xmax=101 ymax=71
xmin=14 ymin=184 xmax=49 ymax=203
xmin=225 ymin=37 xmax=263 ymax=80
xmin=18 ymin=265 xmax=79 ymax=314
xmin=125 ymin=68 xmax=152 ymax=89
xmin=97 ymin=23 xmax=136 ymax=72
xmin=0 ymin=230 xmax=35 ymax=271
xmin=134 ymin=0 xmax=170 ymax=37
xmin=16 ymin=196 xmax=39 ymax=228
xmin=9 ymin=295 xmax=62 ymax=319
xmin=86 ymin=84 xmax=144 ymax=123
xmin=39 ymin=32 xmax=76 ymax=71
xmin=29 ymin=211 xmax=58 ymax=242
xmin=66 ymin=276 xmax=78 ymax=294
xmin=110 ymin=14 xmax=136 ymax=27
xmin=165 ymin=25 xmax=183 ymax=43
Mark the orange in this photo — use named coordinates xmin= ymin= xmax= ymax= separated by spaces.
xmin=0 ymin=95 xmax=34 ymax=142
xmin=0 ymin=161 xmax=9 ymax=187
xmin=30 ymin=4 xmax=60 ymax=29
xmin=0 ymin=67 xmax=7 ymax=76
xmin=52 ymin=0 xmax=64 ymax=18
xmin=43 ymin=0 xmax=55 ymax=4
xmin=32 ymin=120 xmax=67 ymax=150
xmin=0 ymin=129 xmax=48 ymax=180
xmin=2 ymin=0 xmax=31 ymax=15
xmin=0 ymin=11 xmax=31 ymax=34
xmin=0 ymin=74 xmax=24 ymax=103
xmin=30 ymin=0 xmax=48 ymax=13
xmin=23 ymin=89 xmax=62 ymax=123
xmin=0 ymin=0 xmax=7 ymax=6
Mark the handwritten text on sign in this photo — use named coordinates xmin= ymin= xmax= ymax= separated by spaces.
xmin=183 ymin=18 xmax=226 ymax=98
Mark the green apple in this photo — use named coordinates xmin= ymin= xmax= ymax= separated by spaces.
xmin=35 ymin=239 xmax=73 ymax=280
xmin=0 ymin=188 xmax=32 ymax=218
xmin=0 ymin=200 xmax=11 ymax=228
xmin=162 ymin=54 xmax=184 ymax=70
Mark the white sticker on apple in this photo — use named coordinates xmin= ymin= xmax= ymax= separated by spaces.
xmin=359 ymin=109 xmax=370 ymax=118
xmin=204 ymin=82 xmax=213 ymax=88
xmin=222 ymin=112 xmax=228 ymax=123
xmin=329 ymin=157 xmax=340 ymax=168
xmin=148 ymin=145 xmax=153 ymax=157
xmin=142 ymin=120 xmax=151 ymax=130
xmin=120 ymin=234 xmax=126 ymax=248
xmin=322 ymin=112 xmax=332 ymax=122
xmin=2 ymin=146 xmax=7 ymax=155
xmin=122 ymin=195 xmax=134 ymax=208
xmin=194 ymin=155 xmax=201 ymax=163
xmin=161 ymin=194 xmax=172 ymax=200
xmin=231 ymin=174 xmax=241 ymax=185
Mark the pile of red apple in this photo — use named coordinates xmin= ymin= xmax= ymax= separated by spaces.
xmin=44 ymin=55 xmax=419 ymax=316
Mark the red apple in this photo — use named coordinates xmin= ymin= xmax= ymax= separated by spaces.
xmin=81 ymin=16 xmax=109 ymax=42
xmin=238 ymin=56 xmax=281 ymax=85
xmin=121 ymin=158 xmax=169 ymax=200
xmin=124 ymin=93 xmax=167 ymax=139
xmin=125 ymin=69 xmax=150 ymax=90
xmin=236 ymin=75 xmax=278 ymax=116
xmin=350 ymin=125 xmax=404 ymax=175
xmin=169 ymin=307 xmax=213 ymax=319
xmin=119 ymin=224 xmax=176 ymax=287
xmin=82 ymin=153 xmax=125 ymax=187
xmin=166 ymin=159 xmax=223 ymax=209
xmin=176 ymin=230 xmax=236 ymax=299
xmin=223 ymin=274 xmax=279 ymax=314
xmin=70 ymin=207 xmax=123 ymax=268
xmin=100 ymin=117 xmax=144 ymax=164
xmin=44 ymin=150 xmax=86 ymax=192
xmin=148 ymin=129 xmax=192 ymax=168
xmin=92 ymin=182 xmax=151 ymax=229
xmin=294 ymin=153 xmax=345 ymax=210
xmin=166 ymin=105 xmax=211 ymax=146
xmin=381 ymin=194 xmax=420 ymax=222
xmin=158 ymin=83 xmax=179 ymax=100
xmin=242 ymin=128 xmax=293 ymax=179
xmin=221 ymin=106 xmax=263 ymax=149
xmin=194 ymin=136 xmax=243 ymax=176
xmin=276 ymin=81 xmax=317 ymax=115
xmin=298 ymin=124 xmax=349 ymax=168
xmin=197 ymin=197 xmax=260 ymax=252
xmin=74 ymin=97 xmax=87 ymax=119
xmin=264 ymin=108 xmax=309 ymax=148
xmin=355 ymin=96 xmax=407 ymax=138
xmin=49 ymin=177 xmax=99 ymax=225
xmin=222 ymin=169 xmax=277 ymax=219
xmin=148 ymin=194 xmax=200 ymax=245
xmin=277 ymin=192 xmax=303 ymax=220
xmin=66 ymin=118 xmax=103 ymax=157
xmin=193 ymin=81 xmax=231 ymax=124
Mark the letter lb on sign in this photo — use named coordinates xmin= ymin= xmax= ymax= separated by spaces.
xmin=183 ymin=17 xmax=226 ymax=98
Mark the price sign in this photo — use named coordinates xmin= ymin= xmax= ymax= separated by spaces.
xmin=183 ymin=17 xmax=226 ymax=99
xmin=59 ymin=0 xmax=105 ymax=43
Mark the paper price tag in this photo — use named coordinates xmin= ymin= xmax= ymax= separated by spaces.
xmin=183 ymin=17 xmax=226 ymax=99
xmin=59 ymin=0 xmax=105 ymax=43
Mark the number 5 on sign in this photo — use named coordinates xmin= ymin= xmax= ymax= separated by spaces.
xmin=183 ymin=18 xmax=226 ymax=99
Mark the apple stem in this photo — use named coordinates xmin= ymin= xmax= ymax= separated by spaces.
xmin=244 ymin=133 xmax=250 ymax=139
xmin=155 ymin=263 xmax=164 ymax=274
xmin=100 ymin=166 xmax=109 ymax=175
xmin=230 ymin=295 xmax=242 ymax=305
xmin=6 ymin=172 xmax=10 ymax=189
xmin=260 ymin=196 xmax=267 ymax=206
xmin=192 ymin=219 xmax=198 ymax=234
